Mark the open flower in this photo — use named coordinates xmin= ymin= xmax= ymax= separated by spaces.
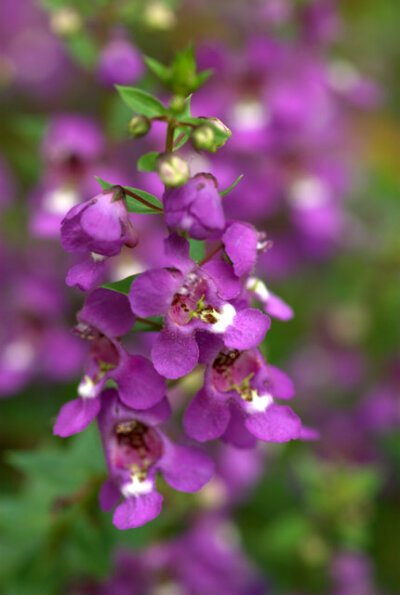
xmin=129 ymin=233 xmax=270 ymax=378
xmin=53 ymin=288 xmax=166 ymax=437
xmin=163 ymin=173 xmax=225 ymax=240
xmin=98 ymin=389 xmax=215 ymax=529
xmin=183 ymin=346 xmax=301 ymax=447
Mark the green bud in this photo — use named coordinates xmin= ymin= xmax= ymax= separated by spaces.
xmin=191 ymin=125 xmax=215 ymax=151
xmin=157 ymin=153 xmax=189 ymax=187
xmin=128 ymin=115 xmax=151 ymax=138
xmin=201 ymin=117 xmax=232 ymax=151
xmin=169 ymin=95 xmax=186 ymax=114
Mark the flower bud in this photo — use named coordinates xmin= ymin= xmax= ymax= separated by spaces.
xmin=201 ymin=117 xmax=232 ymax=151
xmin=169 ymin=95 xmax=186 ymax=114
xmin=157 ymin=153 xmax=189 ymax=187
xmin=50 ymin=8 xmax=82 ymax=37
xmin=191 ymin=125 xmax=215 ymax=151
xmin=128 ymin=115 xmax=151 ymax=138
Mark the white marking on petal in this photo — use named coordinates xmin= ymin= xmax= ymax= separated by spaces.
xmin=78 ymin=375 xmax=97 ymax=399
xmin=43 ymin=187 xmax=79 ymax=215
xmin=289 ymin=176 xmax=331 ymax=210
xmin=1 ymin=340 xmax=35 ymax=372
xmin=90 ymin=252 xmax=107 ymax=262
xmin=121 ymin=475 xmax=153 ymax=497
xmin=247 ymin=277 xmax=270 ymax=302
xmin=231 ymin=99 xmax=270 ymax=131
xmin=210 ymin=303 xmax=236 ymax=334
xmin=246 ymin=392 xmax=274 ymax=413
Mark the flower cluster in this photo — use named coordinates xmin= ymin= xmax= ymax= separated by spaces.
xmin=53 ymin=50 xmax=304 ymax=530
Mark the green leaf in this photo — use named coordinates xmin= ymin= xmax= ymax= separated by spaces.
xmin=116 ymin=86 xmax=168 ymax=118
xmin=134 ymin=316 xmax=164 ymax=332
xmin=189 ymin=239 xmax=205 ymax=262
xmin=101 ymin=275 xmax=139 ymax=295
xmin=220 ymin=174 xmax=244 ymax=197
xmin=144 ymin=55 xmax=170 ymax=83
xmin=137 ymin=151 xmax=159 ymax=172
xmin=95 ymin=177 xmax=163 ymax=214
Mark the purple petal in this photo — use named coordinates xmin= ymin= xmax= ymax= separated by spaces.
xmin=159 ymin=441 xmax=214 ymax=492
xmin=163 ymin=233 xmax=193 ymax=274
xmin=245 ymin=404 xmax=301 ymax=442
xmin=66 ymin=255 xmax=106 ymax=292
xmin=53 ymin=397 xmax=100 ymax=437
xmin=113 ymin=491 xmax=163 ymax=530
xmin=78 ymin=288 xmax=135 ymax=337
xmin=266 ymin=292 xmax=294 ymax=321
xmin=223 ymin=222 xmax=258 ymax=277
xmin=222 ymin=404 xmax=257 ymax=448
xmin=202 ymin=261 xmax=240 ymax=300
xmin=80 ymin=194 xmax=122 ymax=242
xmin=129 ymin=268 xmax=182 ymax=318
xmin=224 ymin=308 xmax=270 ymax=350
xmin=113 ymin=354 xmax=166 ymax=409
xmin=196 ymin=331 xmax=224 ymax=365
xmin=136 ymin=397 xmax=171 ymax=425
xmin=61 ymin=202 xmax=90 ymax=253
xmin=183 ymin=388 xmax=230 ymax=441
xmin=265 ymin=365 xmax=294 ymax=400
xmin=152 ymin=330 xmax=199 ymax=379
xmin=300 ymin=426 xmax=320 ymax=441
xmin=99 ymin=479 xmax=121 ymax=512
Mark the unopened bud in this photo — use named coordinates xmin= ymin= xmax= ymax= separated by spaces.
xmin=201 ymin=117 xmax=232 ymax=152
xmin=144 ymin=3 xmax=176 ymax=30
xmin=157 ymin=153 xmax=189 ymax=187
xmin=169 ymin=95 xmax=186 ymax=114
xmin=191 ymin=125 xmax=215 ymax=151
xmin=128 ymin=115 xmax=151 ymax=138
xmin=50 ymin=8 xmax=81 ymax=36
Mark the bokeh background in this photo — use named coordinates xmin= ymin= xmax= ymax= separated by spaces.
xmin=1 ymin=1 xmax=399 ymax=593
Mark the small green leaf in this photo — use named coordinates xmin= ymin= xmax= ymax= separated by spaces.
xmin=125 ymin=188 xmax=163 ymax=214
xmin=144 ymin=56 xmax=170 ymax=83
xmin=173 ymin=127 xmax=191 ymax=151
xmin=116 ymin=86 xmax=168 ymax=118
xmin=137 ymin=151 xmax=159 ymax=172
xmin=189 ymin=239 xmax=205 ymax=262
xmin=220 ymin=174 xmax=244 ymax=197
xmin=101 ymin=275 xmax=139 ymax=295
xmin=95 ymin=177 xmax=163 ymax=214
xmin=134 ymin=316 xmax=164 ymax=332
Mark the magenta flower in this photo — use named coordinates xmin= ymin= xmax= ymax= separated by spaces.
xmin=61 ymin=186 xmax=138 ymax=291
xmin=98 ymin=38 xmax=144 ymax=88
xmin=184 ymin=346 xmax=301 ymax=446
xmin=163 ymin=174 xmax=225 ymax=240
xmin=53 ymin=289 xmax=166 ymax=437
xmin=129 ymin=234 xmax=270 ymax=378
xmin=98 ymin=389 xmax=215 ymax=529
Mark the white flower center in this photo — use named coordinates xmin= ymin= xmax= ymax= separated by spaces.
xmin=43 ymin=187 xmax=79 ymax=215
xmin=210 ymin=303 xmax=236 ymax=334
xmin=121 ymin=475 xmax=153 ymax=497
xmin=246 ymin=392 xmax=274 ymax=413
xmin=90 ymin=252 xmax=107 ymax=262
xmin=1 ymin=340 xmax=35 ymax=372
xmin=78 ymin=375 xmax=97 ymax=399
xmin=231 ymin=99 xmax=270 ymax=131
xmin=289 ymin=176 xmax=330 ymax=210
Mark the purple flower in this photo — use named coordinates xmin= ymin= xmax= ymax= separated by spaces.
xmin=54 ymin=289 xmax=166 ymax=437
xmin=184 ymin=346 xmax=301 ymax=446
xmin=129 ymin=234 xmax=270 ymax=378
xmin=98 ymin=39 xmax=144 ymax=88
xmin=97 ymin=388 xmax=214 ymax=530
xmin=246 ymin=277 xmax=294 ymax=321
xmin=61 ymin=186 xmax=138 ymax=291
xmin=163 ymin=174 xmax=225 ymax=240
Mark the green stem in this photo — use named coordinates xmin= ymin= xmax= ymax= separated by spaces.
xmin=165 ymin=118 xmax=176 ymax=152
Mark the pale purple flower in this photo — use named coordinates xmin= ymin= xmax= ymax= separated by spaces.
xmin=98 ymin=38 xmax=144 ymax=87
xmin=129 ymin=233 xmax=270 ymax=378
xmin=97 ymin=388 xmax=214 ymax=529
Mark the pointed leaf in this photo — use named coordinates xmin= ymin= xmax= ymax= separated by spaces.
xmin=137 ymin=151 xmax=159 ymax=172
xmin=220 ymin=174 xmax=244 ymax=197
xmin=116 ymin=86 xmax=168 ymax=118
